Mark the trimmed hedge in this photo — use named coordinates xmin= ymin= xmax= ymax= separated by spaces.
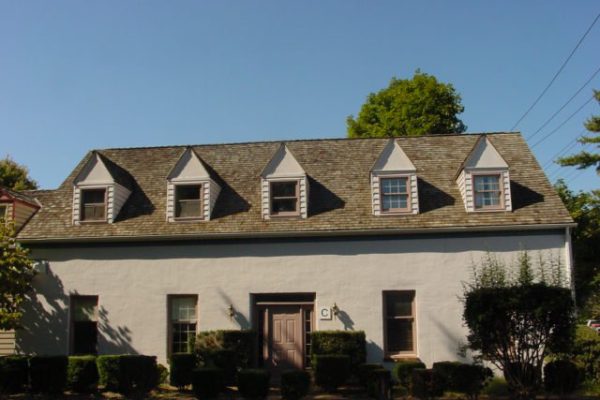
xmin=68 ymin=355 xmax=99 ymax=393
xmin=411 ymin=368 xmax=443 ymax=400
xmin=97 ymin=355 xmax=121 ymax=391
xmin=204 ymin=349 xmax=237 ymax=384
xmin=368 ymin=368 xmax=391 ymax=399
xmin=281 ymin=370 xmax=311 ymax=400
xmin=544 ymin=359 xmax=581 ymax=395
xmin=30 ymin=355 xmax=68 ymax=394
xmin=313 ymin=354 xmax=351 ymax=392
xmin=310 ymin=331 xmax=366 ymax=373
xmin=191 ymin=367 xmax=224 ymax=400
xmin=195 ymin=330 xmax=257 ymax=369
xmin=0 ymin=355 xmax=29 ymax=394
xmin=453 ymin=363 xmax=493 ymax=399
xmin=357 ymin=363 xmax=384 ymax=388
xmin=392 ymin=359 xmax=426 ymax=388
xmin=237 ymin=368 xmax=271 ymax=399
xmin=170 ymin=353 xmax=198 ymax=388
xmin=96 ymin=355 xmax=158 ymax=395
xmin=431 ymin=361 xmax=461 ymax=392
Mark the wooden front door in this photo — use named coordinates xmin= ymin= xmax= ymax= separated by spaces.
xmin=263 ymin=306 xmax=304 ymax=373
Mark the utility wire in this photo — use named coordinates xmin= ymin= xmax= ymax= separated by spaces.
xmin=510 ymin=12 xmax=600 ymax=131
xmin=542 ymin=130 xmax=586 ymax=169
xmin=527 ymin=65 xmax=600 ymax=141
xmin=531 ymin=96 xmax=595 ymax=149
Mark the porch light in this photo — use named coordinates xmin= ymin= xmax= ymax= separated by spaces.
xmin=332 ymin=303 xmax=340 ymax=317
xmin=227 ymin=304 xmax=235 ymax=319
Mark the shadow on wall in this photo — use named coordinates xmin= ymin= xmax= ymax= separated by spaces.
xmin=429 ymin=314 xmax=471 ymax=364
xmin=334 ymin=308 xmax=355 ymax=331
xmin=217 ymin=288 xmax=251 ymax=329
xmin=17 ymin=267 xmax=136 ymax=356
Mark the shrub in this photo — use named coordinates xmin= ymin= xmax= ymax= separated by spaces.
xmin=367 ymin=368 xmax=391 ymax=399
xmin=453 ymin=364 xmax=493 ymax=400
xmin=0 ymin=355 xmax=28 ymax=394
xmin=195 ymin=330 xmax=257 ymax=369
xmin=431 ymin=361 xmax=461 ymax=392
xmin=97 ymin=355 xmax=121 ymax=391
xmin=29 ymin=355 xmax=68 ymax=394
xmin=357 ymin=363 xmax=384 ymax=388
xmin=310 ymin=331 xmax=366 ymax=373
xmin=118 ymin=355 xmax=158 ymax=396
xmin=392 ymin=359 xmax=426 ymax=388
xmin=482 ymin=377 xmax=510 ymax=397
xmin=157 ymin=363 xmax=169 ymax=384
xmin=503 ymin=361 xmax=541 ymax=397
xmin=544 ymin=359 xmax=581 ymax=395
xmin=67 ymin=355 xmax=98 ymax=393
xmin=411 ymin=368 xmax=443 ymax=400
xmin=202 ymin=349 xmax=237 ymax=384
xmin=572 ymin=325 xmax=600 ymax=383
xmin=237 ymin=368 xmax=271 ymax=399
xmin=313 ymin=354 xmax=350 ymax=392
xmin=281 ymin=369 xmax=311 ymax=400
xmin=170 ymin=353 xmax=198 ymax=388
xmin=191 ymin=367 xmax=224 ymax=400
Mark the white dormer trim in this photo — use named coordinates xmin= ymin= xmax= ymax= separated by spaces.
xmin=371 ymin=140 xmax=419 ymax=215
xmin=456 ymin=136 xmax=512 ymax=212
xmin=166 ymin=148 xmax=220 ymax=222
xmin=261 ymin=145 xmax=308 ymax=219
xmin=73 ymin=153 xmax=131 ymax=225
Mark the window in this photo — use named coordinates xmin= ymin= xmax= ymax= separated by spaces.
xmin=170 ymin=296 xmax=197 ymax=354
xmin=473 ymin=174 xmax=502 ymax=210
xmin=175 ymin=185 xmax=202 ymax=219
xmin=381 ymin=177 xmax=410 ymax=212
xmin=384 ymin=291 xmax=416 ymax=355
xmin=0 ymin=205 xmax=7 ymax=221
xmin=81 ymin=189 xmax=106 ymax=221
xmin=71 ymin=296 xmax=98 ymax=355
xmin=270 ymin=181 xmax=299 ymax=216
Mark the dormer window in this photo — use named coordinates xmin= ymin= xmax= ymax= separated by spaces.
xmin=175 ymin=184 xmax=203 ymax=219
xmin=0 ymin=205 xmax=7 ymax=221
xmin=270 ymin=180 xmax=300 ymax=216
xmin=473 ymin=174 xmax=502 ymax=210
xmin=81 ymin=189 xmax=107 ymax=222
xmin=381 ymin=177 xmax=410 ymax=213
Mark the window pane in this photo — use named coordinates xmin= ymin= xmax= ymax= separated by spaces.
xmin=175 ymin=185 xmax=202 ymax=217
xmin=381 ymin=178 xmax=407 ymax=194
xmin=82 ymin=189 xmax=105 ymax=204
xmin=73 ymin=321 xmax=98 ymax=355
xmin=73 ymin=297 xmax=98 ymax=322
xmin=386 ymin=319 xmax=414 ymax=352
xmin=271 ymin=181 xmax=297 ymax=197
xmin=386 ymin=292 xmax=414 ymax=317
xmin=171 ymin=297 xmax=197 ymax=322
xmin=474 ymin=175 xmax=500 ymax=192
xmin=0 ymin=205 xmax=7 ymax=220
xmin=172 ymin=322 xmax=196 ymax=354
xmin=272 ymin=199 xmax=297 ymax=213
xmin=382 ymin=194 xmax=408 ymax=211
xmin=176 ymin=185 xmax=201 ymax=201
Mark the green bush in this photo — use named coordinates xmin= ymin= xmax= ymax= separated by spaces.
xmin=310 ymin=331 xmax=366 ymax=373
xmin=97 ymin=355 xmax=121 ymax=391
xmin=118 ymin=355 xmax=158 ymax=396
xmin=170 ymin=353 xmax=198 ymax=388
xmin=237 ymin=368 xmax=271 ymax=399
xmin=357 ymin=363 xmax=384 ymax=388
xmin=157 ymin=363 xmax=169 ymax=384
xmin=431 ymin=361 xmax=461 ymax=392
xmin=313 ymin=354 xmax=350 ymax=392
xmin=195 ymin=330 xmax=257 ymax=369
xmin=482 ymin=377 xmax=510 ymax=397
xmin=411 ymin=368 xmax=443 ymax=400
xmin=572 ymin=325 xmax=600 ymax=383
xmin=204 ymin=349 xmax=237 ymax=384
xmin=67 ymin=355 xmax=98 ymax=393
xmin=191 ymin=367 xmax=224 ymax=400
xmin=0 ymin=355 xmax=28 ymax=394
xmin=29 ymin=355 xmax=68 ymax=394
xmin=544 ymin=359 xmax=581 ymax=395
xmin=453 ymin=364 xmax=493 ymax=399
xmin=281 ymin=370 xmax=311 ymax=400
xmin=367 ymin=368 xmax=391 ymax=399
xmin=392 ymin=359 xmax=425 ymax=388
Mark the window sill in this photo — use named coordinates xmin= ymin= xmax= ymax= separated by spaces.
xmin=172 ymin=217 xmax=205 ymax=222
xmin=379 ymin=210 xmax=413 ymax=216
xmin=78 ymin=220 xmax=108 ymax=224
xmin=384 ymin=353 xmax=419 ymax=362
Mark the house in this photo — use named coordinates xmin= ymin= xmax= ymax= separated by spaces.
xmin=3 ymin=133 xmax=574 ymax=371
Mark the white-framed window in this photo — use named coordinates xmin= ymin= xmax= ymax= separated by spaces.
xmin=80 ymin=189 xmax=107 ymax=222
xmin=383 ymin=291 xmax=416 ymax=356
xmin=175 ymin=184 xmax=203 ymax=219
xmin=270 ymin=180 xmax=300 ymax=217
xmin=381 ymin=177 xmax=410 ymax=213
xmin=473 ymin=174 xmax=502 ymax=210
xmin=70 ymin=296 xmax=98 ymax=355
xmin=0 ymin=204 xmax=7 ymax=221
xmin=169 ymin=296 xmax=198 ymax=354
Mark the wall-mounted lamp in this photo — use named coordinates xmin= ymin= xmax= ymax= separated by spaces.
xmin=227 ymin=304 xmax=235 ymax=319
xmin=332 ymin=303 xmax=340 ymax=317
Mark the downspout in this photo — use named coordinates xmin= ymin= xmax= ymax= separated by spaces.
xmin=565 ymin=227 xmax=577 ymax=308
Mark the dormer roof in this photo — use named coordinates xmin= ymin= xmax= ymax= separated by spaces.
xmin=167 ymin=147 xmax=212 ymax=182
xmin=74 ymin=152 xmax=133 ymax=188
xmin=461 ymin=136 xmax=508 ymax=171
xmin=372 ymin=139 xmax=416 ymax=173
xmin=261 ymin=144 xmax=306 ymax=178
xmin=0 ymin=187 xmax=40 ymax=208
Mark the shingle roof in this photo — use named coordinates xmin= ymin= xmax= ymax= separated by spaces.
xmin=17 ymin=133 xmax=573 ymax=242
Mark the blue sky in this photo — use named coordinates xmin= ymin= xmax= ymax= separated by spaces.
xmin=1 ymin=1 xmax=599 ymax=191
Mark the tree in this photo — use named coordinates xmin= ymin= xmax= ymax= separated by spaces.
xmin=0 ymin=223 xmax=34 ymax=330
xmin=463 ymin=253 xmax=575 ymax=400
xmin=558 ymin=90 xmax=600 ymax=173
xmin=554 ymin=179 xmax=600 ymax=318
xmin=0 ymin=156 xmax=38 ymax=190
xmin=347 ymin=70 xmax=466 ymax=138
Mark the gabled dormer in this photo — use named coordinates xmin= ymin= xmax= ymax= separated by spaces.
xmin=261 ymin=144 xmax=308 ymax=219
xmin=73 ymin=152 xmax=132 ymax=224
xmin=0 ymin=187 xmax=40 ymax=232
xmin=166 ymin=147 xmax=220 ymax=222
xmin=371 ymin=140 xmax=419 ymax=215
xmin=456 ymin=136 xmax=512 ymax=212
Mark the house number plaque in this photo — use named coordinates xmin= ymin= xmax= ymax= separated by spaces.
xmin=319 ymin=307 xmax=332 ymax=320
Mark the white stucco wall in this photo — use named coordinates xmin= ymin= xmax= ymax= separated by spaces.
xmin=19 ymin=230 xmax=568 ymax=366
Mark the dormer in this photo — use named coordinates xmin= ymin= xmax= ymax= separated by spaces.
xmin=371 ymin=140 xmax=419 ymax=215
xmin=73 ymin=152 xmax=132 ymax=224
xmin=456 ymin=136 xmax=512 ymax=212
xmin=166 ymin=147 xmax=220 ymax=222
xmin=0 ymin=187 xmax=40 ymax=232
xmin=261 ymin=144 xmax=308 ymax=219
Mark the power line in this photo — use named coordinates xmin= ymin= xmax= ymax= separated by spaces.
xmin=510 ymin=12 xmax=600 ymax=131
xmin=531 ymin=96 xmax=595 ymax=149
xmin=527 ymin=65 xmax=600 ymax=141
xmin=541 ymin=130 xmax=586 ymax=169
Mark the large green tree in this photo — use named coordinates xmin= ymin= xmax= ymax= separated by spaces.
xmin=0 ymin=156 xmax=38 ymax=190
xmin=558 ymin=90 xmax=600 ymax=173
xmin=347 ymin=71 xmax=466 ymax=138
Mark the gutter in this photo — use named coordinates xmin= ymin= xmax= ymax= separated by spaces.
xmin=18 ymin=222 xmax=577 ymax=245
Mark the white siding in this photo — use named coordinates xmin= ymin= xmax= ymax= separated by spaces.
xmin=209 ymin=179 xmax=221 ymax=218
xmin=261 ymin=179 xmax=270 ymax=220
xmin=371 ymin=173 xmax=419 ymax=215
xmin=112 ymin=184 xmax=131 ymax=221
xmin=0 ymin=330 xmax=15 ymax=355
xmin=72 ymin=187 xmax=81 ymax=224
